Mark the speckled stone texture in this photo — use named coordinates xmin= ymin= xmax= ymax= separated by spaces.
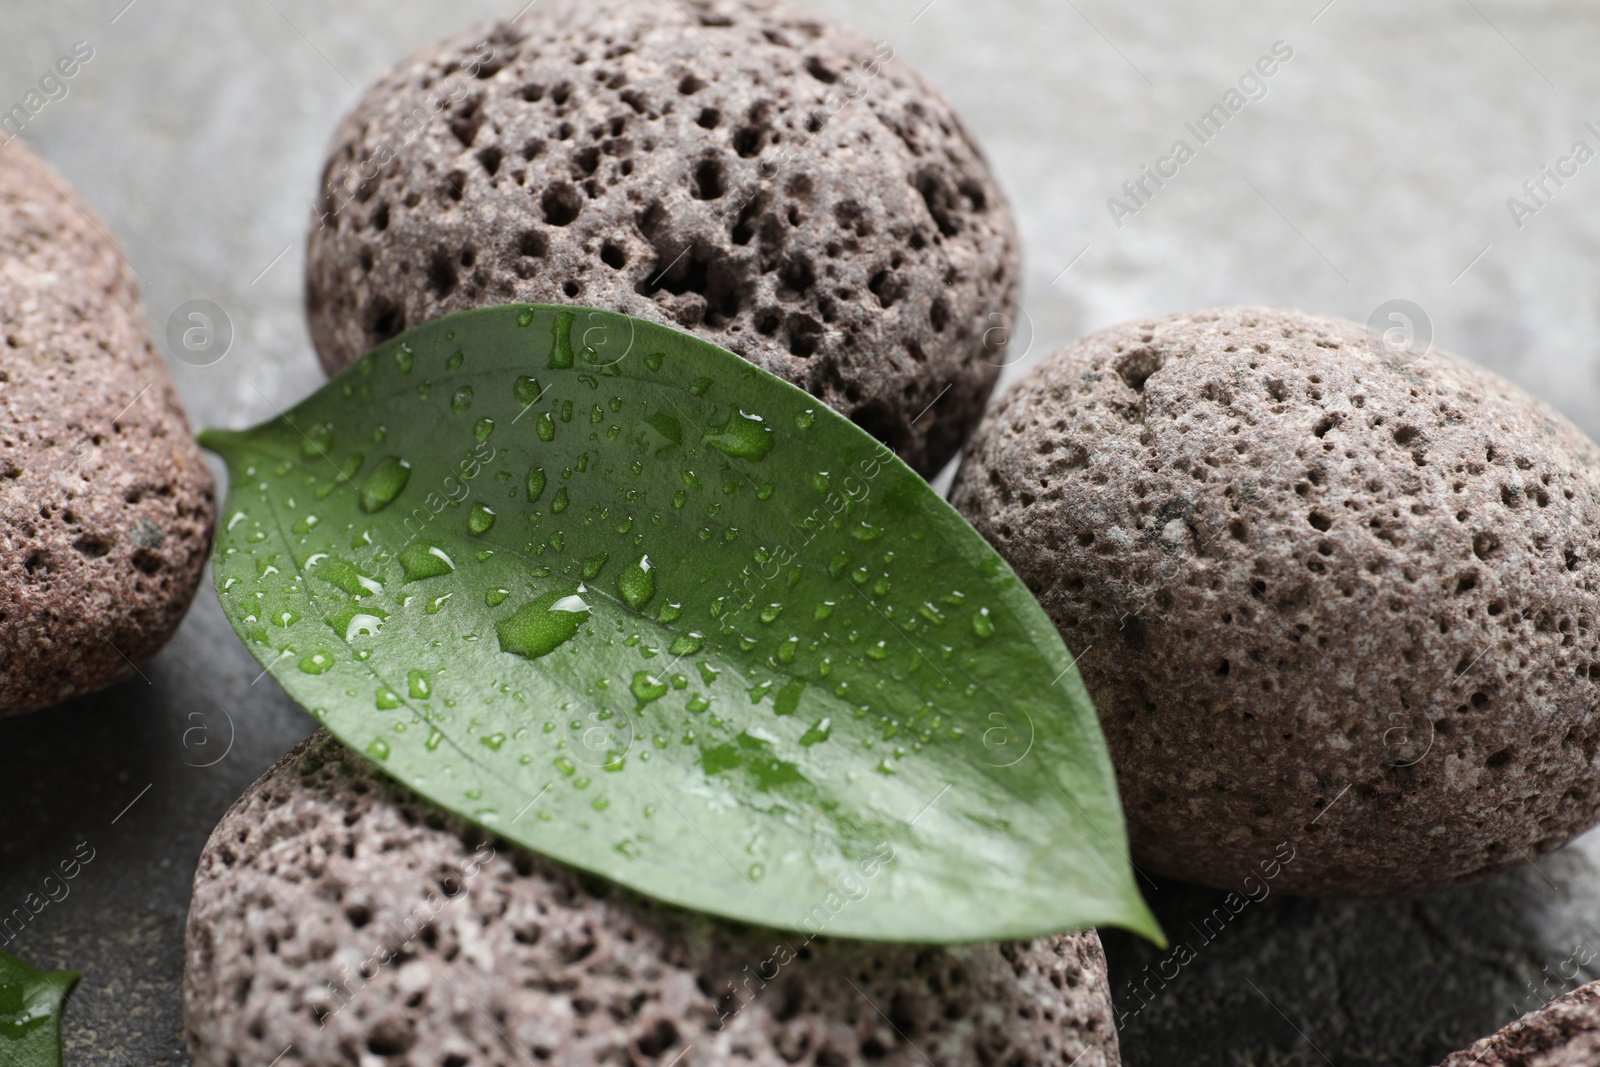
xmin=0 ymin=140 xmax=214 ymax=716
xmin=183 ymin=731 xmax=1119 ymax=1067
xmin=950 ymin=307 xmax=1600 ymax=897
xmin=1438 ymin=980 xmax=1600 ymax=1067
xmin=303 ymin=0 xmax=1017 ymax=477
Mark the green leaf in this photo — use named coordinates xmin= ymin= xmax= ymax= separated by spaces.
xmin=0 ymin=950 xmax=78 ymax=1067
xmin=202 ymin=305 xmax=1161 ymax=945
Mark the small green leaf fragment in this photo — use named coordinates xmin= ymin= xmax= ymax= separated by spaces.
xmin=0 ymin=949 xmax=79 ymax=1067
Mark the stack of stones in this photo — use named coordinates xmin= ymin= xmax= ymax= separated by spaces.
xmin=6 ymin=0 xmax=1600 ymax=1063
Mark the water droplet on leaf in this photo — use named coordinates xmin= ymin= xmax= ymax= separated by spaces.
xmin=631 ymin=670 xmax=669 ymax=706
xmin=705 ymin=410 xmax=774 ymax=460
xmin=359 ymin=456 xmax=411 ymax=512
xmin=668 ymin=632 xmax=704 ymax=657
xmin=301 ymin=423 xmax=334 ymax=458
xmin=552 ymin=311 xmax=576 ymax=368
xmin=400 ymin=543 xmax=455 ymax=582
xmin=496 ymin=590 xmax=591 ymax=659
xmin=773 ymin=681 xmax=804 ymax=716
xmin=468 ymin=504 xmax=497 ymax=537
xmin=618 ymin=555 xmax=656 ymax=610
xmin=973 ymin=608 xmax=995 ymax=638
xmin=800 ymin=717 xmax=832 ymax=745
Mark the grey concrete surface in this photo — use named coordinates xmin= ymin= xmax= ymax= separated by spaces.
xmin=2 ymin=0 xmax=1599 ymax=1063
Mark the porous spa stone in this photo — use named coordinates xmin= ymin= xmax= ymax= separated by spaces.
xmin=950 ymin=307 xmax=1600 ymax=896
xmin=183 ymin=731 xmax=1119 ymax=1066
xmin=1438 ymin=981 xmax=1600 ymax=1067
xmin=303 ymin=0 xmax=1018 ymax=476
xmin=0 ymin=141 xmax=214 ymax=716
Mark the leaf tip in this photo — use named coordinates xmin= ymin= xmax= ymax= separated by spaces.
xmin=1123 ymin=899 xmax=1167 ymax=948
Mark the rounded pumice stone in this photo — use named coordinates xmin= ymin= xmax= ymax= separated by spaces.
xmin=951 ymin=306 xmax=1600 ymax=896
xmin=183 ymin=730 xmax=1122 ymax=1066
xmin=302 ymin=0 xmax=1019 ymax=476
xmin=0 ymin=140 xmax=215 ymax=716
xmin=1437 ymin=980 xmax=1600 ymax=1067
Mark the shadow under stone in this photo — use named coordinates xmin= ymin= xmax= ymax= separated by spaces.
xmin=1103 ymin=852 xmax=1600 ymax=1067
xmin=0 ymin=581 xmax=316 ymax=1066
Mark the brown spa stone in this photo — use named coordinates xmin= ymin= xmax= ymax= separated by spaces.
xmin=183 ymin=731 xmax=1121 ymax=1067
xmin=0 ymin=141 xmax=214 ymax=716
xmin=950 ymin=306 xmax=1600 ymax=897
xmin=302 ymin=0 xmax=1019 ymax=477
xmin=1437 ymin=980 xmax=1600 ymax=1067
